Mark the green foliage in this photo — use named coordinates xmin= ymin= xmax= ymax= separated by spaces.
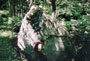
xmin=57 ymin=0 xmax=90 ymax=21
xmin=0 ymin=10 xmax=9 ymax=22
xmin=65 ymin=19 xmax=90 ymax=60
xmin=0 ymin=0 xmax=8 ymax=10
xmin=0 ymin=0 xmax=90 ymax=60
xmin=57 ymin=0 xmax=90 ymax=60
xmin=11 ymin=15 xmax=21 ymax=33
xmin=0 ymin=36 xmax=22 ymax=61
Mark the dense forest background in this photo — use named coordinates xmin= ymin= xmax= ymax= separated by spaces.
xmin=0 ymin=0 xmax=90 ymax=61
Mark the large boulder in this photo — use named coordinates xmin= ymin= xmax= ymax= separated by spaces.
xmin=17 ymin=5 xmax=67 ymax=61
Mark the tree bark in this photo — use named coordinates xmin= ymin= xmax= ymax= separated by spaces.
xmin=51 ymin=0 xmax=56 ymax=21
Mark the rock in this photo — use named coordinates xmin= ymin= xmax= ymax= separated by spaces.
xmin=17 ymin=5 xmax=67 ymax=61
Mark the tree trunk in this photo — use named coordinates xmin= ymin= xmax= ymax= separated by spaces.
xmin=27 ymin=0 xmax=34 ymax=9
xmin=20 ymin=0 xmax=23 ymax=17
xmin=8 ymin=0 xmax=17 ymax=16
xmin=51 ymin=0 xmax=56 ymax=21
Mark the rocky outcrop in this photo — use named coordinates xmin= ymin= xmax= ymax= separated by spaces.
xmin=17 ymin=5 xmax=67 ymax=61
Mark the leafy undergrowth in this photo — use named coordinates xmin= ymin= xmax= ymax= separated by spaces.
xmin=0 ymin=36 xmax=22 ymax=61
xmin=0 ymin=10 xmax=22 ymax=61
